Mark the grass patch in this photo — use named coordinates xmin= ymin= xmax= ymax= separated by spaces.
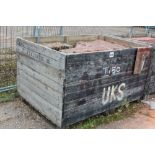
xmin=0 ymin=89 xmax=19 ymax=103
xmin=71 ymin=102 xmax=143 ymax=129
xmin=0 ymin=63 xmax=16 ymax=88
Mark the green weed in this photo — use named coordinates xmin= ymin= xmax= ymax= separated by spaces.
xmin=71 ymin=102 xmax=142 ymax=129
xmin=0 ymin=89 xmax=19 ymax=103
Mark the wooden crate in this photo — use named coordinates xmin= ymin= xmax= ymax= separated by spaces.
xmin=120 ymin=36 xmax=155 ymax=94
xmin=16 ymin=35 xmax=151 ymax=128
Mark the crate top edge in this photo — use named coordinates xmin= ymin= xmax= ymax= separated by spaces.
xmin=16 ymin=34 xmax=151 ymax=56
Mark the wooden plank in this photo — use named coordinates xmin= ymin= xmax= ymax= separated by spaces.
xmin=64 ymin=85 xmax=144 ymax=115
xmin=25 ymin=36 xmax=65 ymax=43
xmin=65 ymin=73 xmax=148 ymax=94
xmin=18 ymin=69 xmax=63 ymax=110
xmin=16 ymin=45 xmax=65 ymax=70
xmin=134 ymin=47 xmax=151 ymax=74
xmin=64 ymin=79 xmax=146 ymax=103
xmin=18 ymin=83 xmax=62 ymax=128
xmin=18 ymin=64 xmax=63 ymax=100
xmin=16 ymin=38 xmax=66 ymax=69
xmin=62 ymin=88 xmax=144 ymax=126
xmin=64 ymin=87 xmax=144 ymax=115
xmin=66 ymin=64 xmax=139 ymax=84
xmin=17 ymin=61 xmax=63 ymax=93
xmin=65 ymin=69 xmax=149 ymax=87
xmin=104 ymin=35 xmax=147 ymax=48
xmin=126 ymin=37 xmax=155 ymax=47
xmin=66 ymin=53 xmax=136 ymax=65
xmin=65 ymin=49 xmax=150 ymax=85
xmin=66 ymin=48 xmax=137 ymax=64
xmin=17 ymin=37 xmax=66 ymax=60
xmin=64 ymin=83 xmax=145 ymax=111
xmin=18 ymin=55 xmax=65 ymax=84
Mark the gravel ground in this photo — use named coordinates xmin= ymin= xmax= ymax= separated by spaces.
xmin=0 ymin=99 xmax=56 ymax=129
xmin=1 ymin=98 xmax=155 ymax=129
xmin=97 ymin=104 xmax=155 ymax=129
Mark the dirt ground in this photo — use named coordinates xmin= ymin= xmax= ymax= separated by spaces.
xmin=0 ymin=99 xmax=56 ymax=129
xmin=1 ymin=99 xmax=155 ymax=129
xmin=97 ymin=104 xmax=155 ymax=129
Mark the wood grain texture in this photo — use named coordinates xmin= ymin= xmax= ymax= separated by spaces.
xmin=16 ymin=35 xmax=155 ymax=128
xmin=18 ymin=84 xmax=62 ymax=127
xmin=16 ymin=38 xmax=66 ymax=70
xmin=62 ymin=47 xmax=151 ymax=126
xmin=125 ymin=36 xmax=155 ymax=94
xmin=18 ymin=68 xmax=63 ymax=109
xmin=16 ymin=37 xmax=66 ymax=127
xmin=18 ymin=54 xmax=65 ymax=85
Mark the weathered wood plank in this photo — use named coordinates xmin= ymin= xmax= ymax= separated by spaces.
xmin=18 ymin=69 xmax=63 ymax=110
xmin=65 ymin=60 xmax=149 ymax=84
xmin=64 ymin=83 xmax=145 ymax=111
xmin=25 ymin=35 xmax=98 ymax=45
xmin=16 ymin=38 xmax=66 ymax=70
xmin=133 ymin=47 xmax=151 ymax=74
xmin=64 ymin=79 xmax=146 ymax=103
xmin=64 ymin=73 xmax=148 ymax=94
xmin=64 ymin=88 xmax=144 ymax=117
xmin=17 ymin=61 xmax=64 ymax=93
xmin=104 ymin=35 xmax=147 ymax=48
xmin=62 ymin=88 xmax=144 ymax=127
xmin=16 ymin=45 xmax=65 ymax=70
xmin=64 ymin=86 xmax=144 ymax=115
xmin=17 ymin=37 xmax=66 ymax=61
xmin=66 ymin=48 xmax=137 ymax=64
xmin=18 ymin=83 xmax=62 ymax=127
xmin=25 ymin=36 xmax=65 ymax=43
xmin=18 ymin=54 xmax=65 ymax=84
xmin=64 ymin=47 xmax=150 ymax=85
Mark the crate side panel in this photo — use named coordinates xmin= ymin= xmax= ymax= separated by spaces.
xmin=18 ymin=54 xmax=65 ymax=89
xmin=16 ymin=38 xmax=66 ymax=70
xmin=62 ymin=48 xmax=150 ymax=126
xmin=17 ymin=63 xmax=63 ymax=109
xmin=18 ymin=83 xmax=62 ymax=127
xmin=16 ymin=38 xmax=66 ymax=127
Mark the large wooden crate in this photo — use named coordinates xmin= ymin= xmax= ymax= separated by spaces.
xmin=118 ymin=35 xmax=155 ymax=94
xmin=16 ymin=35 xmax=151 ymax=128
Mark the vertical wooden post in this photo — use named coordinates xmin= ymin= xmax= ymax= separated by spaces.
xmin=60 ymin=26 xmax=64 ymax=36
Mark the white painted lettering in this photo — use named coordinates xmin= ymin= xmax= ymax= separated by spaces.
xmin=101 ymin=83 xmax=126 ymax=105
xmin=103 ymin=66 xmax=121 ymax=76
xmin=110 ymin=85 xmax=118 ymax=102
xmin=102 ymin=86 xmax=111 ymax=105
xmin=117 ymin=83 xmax=126 ymax=101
